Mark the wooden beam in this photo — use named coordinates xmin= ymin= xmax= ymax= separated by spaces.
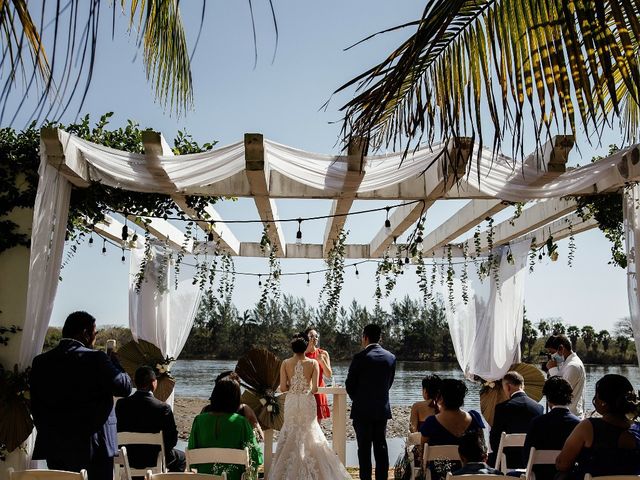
xmin=322 ymin=137 xmax=367 ymax=255
xmin=245 ymin=133 xmax=286 ymax=256
xmin=422 ymin=135 xmax=574 ymax=254
xmin=41 ymin=128 xmax=91 ymax=187
xmin=368 ymin=138 xmax=473 ymax=258
xmin=520 ymin=212 xmax=598 ymax=247
xmin=93 ymin=215 xmax=141 ymax=248
xmin=128 ymin=215 xmax=193 ymax=253
xmin=141 ymin=131 xmax=240 ymax=255
xmin=195 ymin=242 xmax=370 ymax=259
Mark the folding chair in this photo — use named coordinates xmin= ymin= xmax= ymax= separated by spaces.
xmin=406 ymin=432 xmax=422 ymax=480
xmin=494 ymin=432 xmax=527 ymax=473
xmin=118 ymin=431 xmax=166 ymax=476
xmin=146 ymin=472 xmax=227 ymax=480
xmin=422 ymin=444 xmax=461 ymax=480
xmin=446 ymin=474 xmax=507 ymax=480
xmin=7 ymin=468 xmax=87 ymax=480
xmin=583 ymin=476 xmax=640 ymax=480
xmin=114 ymin=446 xmax=133 ymax=480
xmin=185 ymin=448 xmax=250 ymax=479
xmin=521 ymin=448 xmax=561 ymax=480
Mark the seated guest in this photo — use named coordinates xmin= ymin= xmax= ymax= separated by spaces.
xmin=202 ymin=370 xmax=264 ymax=441
xmin=452 ymin=431 xmax=502 ymax=475
xmin=116 ymin=366 xmax=185 ymax=472
xmin=523 ymin=376 xmax=580 ymax=480
xmin=556 ymin=374 xmax=640 ymax=477
xmin=410 ymin=374 xmax=442 ymax=432
xmin=189 ymin=377 xmax=263 ymax=480
xmin=421 ymin=379 xmax=485 ymax=480
xmin=489 ymin=371 xmax=543 ymax=468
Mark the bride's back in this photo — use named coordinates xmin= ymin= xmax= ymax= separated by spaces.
xmin=283 ymin=357 xmax=315 ymax=390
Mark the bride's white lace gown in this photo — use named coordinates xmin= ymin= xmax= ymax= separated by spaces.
xmin=268 ymin=361 xmax=352 ymax=479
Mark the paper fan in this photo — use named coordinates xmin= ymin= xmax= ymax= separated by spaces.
xmin=479 ymin=362 xmax=545 ymax=426
xmin=0 ymin=365 xmax=33 ymax=452
xmin=235 ymin=348 xmax=284 ymax=430
xmin=118 ymin=339 xmax=176 ymax=402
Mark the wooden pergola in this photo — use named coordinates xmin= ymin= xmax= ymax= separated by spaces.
xmin=42 ymin=128 xmax=639 ymax=261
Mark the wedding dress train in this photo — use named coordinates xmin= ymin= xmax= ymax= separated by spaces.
xmin=268 ymin=361 xmax=351 ymax=480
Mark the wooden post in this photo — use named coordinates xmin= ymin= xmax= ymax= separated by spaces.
xmin=318 ymin=386 xmax=348 ymax=464
xmin=263 ymin=429 xmax=274 ymax=476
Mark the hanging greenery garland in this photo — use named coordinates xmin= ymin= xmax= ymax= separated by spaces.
xmin=446 ymin=245 xmax=455 ymax=309
xmin=461 ymin=243 xmax=469 ymax=305
xmin=258 ymin=226 xmax=281 ymax=311
xmin=319 ymin=229 xmax=348 ymax=318
xmin=415 ymin=251 xmax=430 ymax=306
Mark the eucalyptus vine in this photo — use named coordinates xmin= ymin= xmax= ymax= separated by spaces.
xmin=319 ymin=229 xmax=348 ymax=318
xmin=258 ymin=226 xmax=281 ymax=311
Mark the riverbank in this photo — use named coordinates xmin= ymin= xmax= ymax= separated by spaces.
xmin=174 ymin=396 xmax=411 ymax=440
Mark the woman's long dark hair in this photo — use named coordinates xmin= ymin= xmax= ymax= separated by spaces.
xmin=208 ymin=377 xmax=241 ymax=414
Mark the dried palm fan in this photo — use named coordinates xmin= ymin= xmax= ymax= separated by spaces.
xmin=118 ymin=339 xmax=175 ymax=402
xmin=236 ymin=348 xmax=285 ymax=431
xmin=479 ymin=362 xmax=545 ymax=426
xmin=0 ymin=365 xmax=33 ymax=452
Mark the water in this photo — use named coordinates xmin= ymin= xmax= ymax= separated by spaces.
xmin=172 ymin=359 xmax=640 ymax=409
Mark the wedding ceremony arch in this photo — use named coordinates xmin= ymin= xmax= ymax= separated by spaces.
xmin=8 ymin=126 xmax=640 ymax=473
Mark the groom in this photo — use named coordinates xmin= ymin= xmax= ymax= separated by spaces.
xmin=346 ymin=324 xmax=396 ymax=480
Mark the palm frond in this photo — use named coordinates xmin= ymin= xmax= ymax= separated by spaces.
xmin=338 ymin=0 xmax=640 ymax=168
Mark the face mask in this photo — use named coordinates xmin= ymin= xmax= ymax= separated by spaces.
xmin=552 ymin=353 xmax=564 ymax=364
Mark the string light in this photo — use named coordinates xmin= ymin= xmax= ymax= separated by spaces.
xmin=258 ymin=275 xmax=262 ymax=287
xmin=101 ymin=239 xmax=107 ymax=256
xmin=88 ymin=232 xmax=94 ymax=247
xmin=384 ymin=207 xmax=392 ymax=234
xmin=416 ymin=234 xmax=424 ymax=252
xmin=121 ymin=222 xmax=129 ymax=242
xmin=296 ymin=219 xmax=303 ymax=245
xmin=355 ymin=266 xmax=360 ymax=278
xmin=121 ymin=247 xmax=126 ymax=263
xmin=207 ymin=231 xmax=214 ymax=242
xmin=306 ymin=272 xmax=311 ymax=287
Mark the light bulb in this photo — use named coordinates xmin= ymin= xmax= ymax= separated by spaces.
xmin=416 ymin=235 xmax=424 ymax=252
xmin=296 ymin=231 xmax=302 ymax=245
xmin=306 ymin=273 xmax=311 ymax=287
xmin=355 ymin=268 xmax=360 ymax=279
xmin=88 ymin=236 xmax=94 ymax=247
xmin=384 ymin=219 xmax=392 ymax=235
xmin=102 ymin=247 xmax=107 ymax=256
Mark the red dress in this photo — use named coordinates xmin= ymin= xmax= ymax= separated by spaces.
xmin=305 ymin=348 xmax=331 ymax=420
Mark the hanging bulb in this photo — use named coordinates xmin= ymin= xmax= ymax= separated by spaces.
xmin=384 ymin=207 xmax=392 ymax=235
xmin=296 ymin=218 xmax=303 ymax=245
xmin=88 ymin=234 xmax=94 ymax=247
xmin=404 ymin=256 xmax=410 ymax=264
xmin=101 ymin=239 xmax=107 ymax=256
xmin=416 ymin=235 xmax=424 ymax=251
xmin=207 ymin=231 xmax=214 ymax=242
xmin=306 ymin=272 xmax=311 ymax=287
xmin=258 ymin=275 xmax=262 ymax=287
xmin=121 ymin=248 xmax=126 ymax=263
xmin=121 ymin=224 xmax=128 ymax=241
xmin=355 ymin=266 xmax=360 ymax=279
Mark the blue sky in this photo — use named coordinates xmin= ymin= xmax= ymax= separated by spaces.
xmin=9 ymin=1 xmax=626 ymax=332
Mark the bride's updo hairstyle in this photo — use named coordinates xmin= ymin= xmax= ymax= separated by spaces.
xmin=291 ymin=333 xmax=308 ymax=353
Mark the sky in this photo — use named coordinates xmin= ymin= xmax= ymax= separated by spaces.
xmin=6 ymin=1 xmax=628 ymax=332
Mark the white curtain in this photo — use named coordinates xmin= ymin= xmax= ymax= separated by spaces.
xmin=128 ymin=245 xmax=201 ymax=406
xmin=18 ymin=154 xmax=71 ymax=369
xmin=445 ymin=238 xmax=531 ymax=381
xmin=623 ymin=185 xmax=640 ymax=366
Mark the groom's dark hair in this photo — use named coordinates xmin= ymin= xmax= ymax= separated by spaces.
xmin=363 ymin=324 xmax=381 ymax=343
xmin=62 ymin=311 xmax=96 ymax=338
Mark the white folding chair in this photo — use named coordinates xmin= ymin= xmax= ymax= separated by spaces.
xmin=584 ymin=476 xmax=640 ymax=480
xmin=114 ymin=446 xmax=133 ymax=480
xmin=446 ymin=474 xmax=508 ymax=480
xmin=118 ymin=431 xmax=167 ymax=476
xmin=422 ymin=444 xmax=461 ymax=480
xmin=406 ymin=432 xmax=423 ymax=480
xmin=185 ymin=448 xmax=250 ymax=478
xmin=521 ymin=448 xmax=561 ymax=480
xmin=494 ymin=432 xmax=527 ymax=473
xmin=7 ymin=468 xmax=87 ymax=480
xmin=146 ymin=472 xmax=227 ymax=480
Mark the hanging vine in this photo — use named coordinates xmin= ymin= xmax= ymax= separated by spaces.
xmin=446 ymin=245 xmax=455 ymax=309
xmin=461 ymin=242 xmax=469 ymax=305
xmin=415 ymin=250 xmax=430 ymax=306
xmin=258 ymin=226 xmax=281 ymax=311
xmin=568 ymin=224 xmax=576 ymax=267
xmin=319 ymin=229 xmax=348 ymax=318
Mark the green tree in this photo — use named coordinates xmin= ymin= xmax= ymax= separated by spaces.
xmin=616 ymin=335 xmax=631 ymax=357
xmin=521 ymin=318 xmax=538 ymax=359
xmin=537 ymin=321 xmax=550 ymax=338
xmin=598 ymin=330 xmax=611 ymax=352
xmin=551 ymin=321 xmax=566 ymax=335
xmin=567 ymin=326 xmax=581 ymax=350
xmin=581 ymin=326 xmax=596 ymax=351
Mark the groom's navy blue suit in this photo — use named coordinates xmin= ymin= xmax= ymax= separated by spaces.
xmin=346 ymin=343 xmax=396 ymax=480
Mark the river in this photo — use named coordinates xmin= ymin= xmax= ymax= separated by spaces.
xmin=172 ymin=359 xmax=640 ymax=409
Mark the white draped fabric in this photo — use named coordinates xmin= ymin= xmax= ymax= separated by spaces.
xmin=623 ymin=185 xmax=640 ymax=366
xmin=19 ymin=155 xmax=71 ymax=369
xmin=128 ymin=245 xmax=201 ymax=406
xmin=445 ymin=238 xmax=531 ymax=381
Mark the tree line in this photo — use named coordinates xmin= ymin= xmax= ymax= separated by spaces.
xmin=42 ymin=297 xmax=637 ymax=365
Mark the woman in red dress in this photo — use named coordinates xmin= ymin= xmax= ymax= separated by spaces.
xmin=304 ymin=327 xmax=332 ymax=421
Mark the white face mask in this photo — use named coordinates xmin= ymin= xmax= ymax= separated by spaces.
xmin=552 ymin=352 xmax=564 ymax=364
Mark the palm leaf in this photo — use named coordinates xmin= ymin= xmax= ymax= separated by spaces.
xmin=338 ymin=0 xmax=640 ymax=171
xmin=235 ymin=348 xmax=282 ymax=391
xmin=118 ymin=339 xmax=175 ymax=402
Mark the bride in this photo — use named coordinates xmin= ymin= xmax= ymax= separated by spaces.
xmin=269 ymin=334 xmax=351 ymax=479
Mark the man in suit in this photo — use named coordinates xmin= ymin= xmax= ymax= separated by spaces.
xmin=345 ymin=324 xmax=396 ymax=480
xmin=489 ymin=371 xmax=543 ymax=468
xmin=116 ymin=366 xmax=185 ymax=472
xmin=523 ymin=376 xmax=580 ymax=480
xmin=452 ymin=431 xmax=502 ymax=475
xmin=31 ymin=311 xmax=132 ymax=480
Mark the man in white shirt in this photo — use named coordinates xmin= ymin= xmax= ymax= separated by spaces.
xmin=545 ymin=334 xmax=586 ymax=417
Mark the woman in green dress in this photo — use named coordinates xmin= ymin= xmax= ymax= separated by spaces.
xmin=188 ymin=377 xmax=263 ymax=480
